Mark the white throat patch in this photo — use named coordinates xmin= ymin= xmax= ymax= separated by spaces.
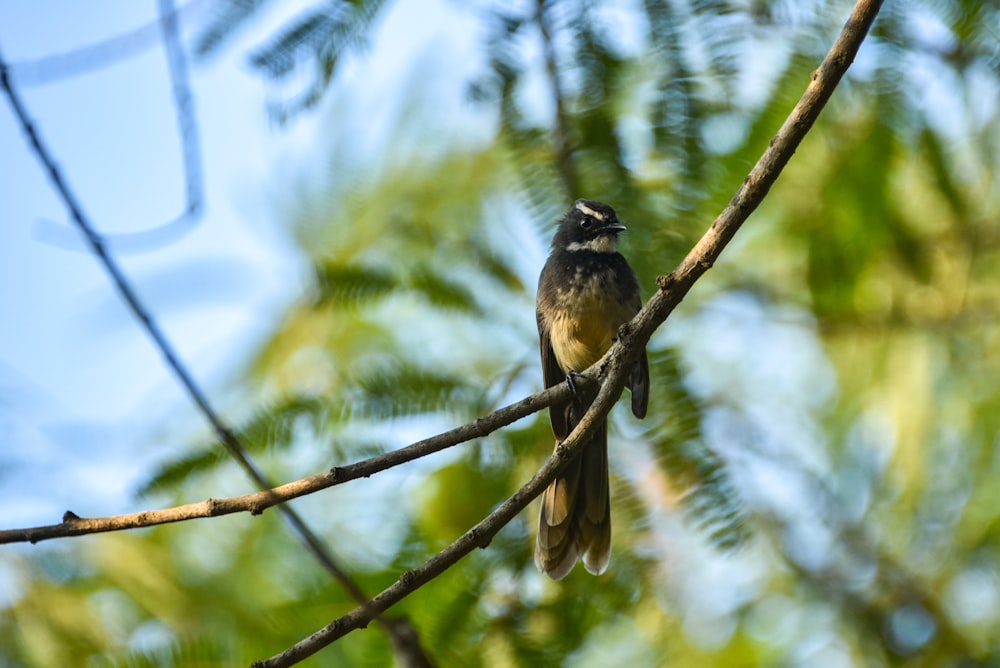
xmin=566 ymin=235 xmax=618 ymax=253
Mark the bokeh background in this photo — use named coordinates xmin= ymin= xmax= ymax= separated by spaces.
xmin=1 ymin=0 xmax=999 ymax=666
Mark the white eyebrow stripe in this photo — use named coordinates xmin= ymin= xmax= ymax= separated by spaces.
xmin=575 ymin=201 xmax=605 ymax=220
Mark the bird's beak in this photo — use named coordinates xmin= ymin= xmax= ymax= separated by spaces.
xmin=607 ymin=223 xmax=627 ymax=232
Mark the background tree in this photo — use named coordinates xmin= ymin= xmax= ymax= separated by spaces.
xmin=1 ymin=0 xmax=999 ymax=666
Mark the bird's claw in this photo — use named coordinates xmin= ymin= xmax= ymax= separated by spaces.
xmin=566 ymin=370 xmax=584 ymax=397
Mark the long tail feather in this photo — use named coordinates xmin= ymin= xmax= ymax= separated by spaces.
xmin=535 ymin=420 xmax=611 ymax=579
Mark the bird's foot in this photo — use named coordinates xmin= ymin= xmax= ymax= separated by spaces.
xmin=565 ymin=370 xmax=585 ymax=397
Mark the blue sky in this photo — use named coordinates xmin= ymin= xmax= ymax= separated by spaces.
xmin=0 ymin=2 xmax=297 ymax=527
xmin=0 ymin=0 xmax=471 ymax=529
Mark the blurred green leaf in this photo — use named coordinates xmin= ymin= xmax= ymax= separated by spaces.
xmin=245 ymin=0 xmax=388 ymax=120
xmin=313 ymin=263 xmax=397 ymax=307
xmin=646 ymin=350 xmax=749 ymax=550
xmin=193 ymin=0 xmax=274 ymax=58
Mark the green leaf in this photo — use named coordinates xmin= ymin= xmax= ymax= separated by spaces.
xmin=920 ymin=127 xmax=967 ymax=220
xmin=139 ymin=396 xmax=330 ymax=495
xmin=407 ymin=267 xmax=480 ymax=313
xmin=246 ymin=0 xmax=388 ymax=119
xmin=138 ymin=448 xmax=226 ymax=496
xmin=347 ymin=363 xmax=486 ymax=421
xmin=314 ymin=263 xmax=397 ymax=307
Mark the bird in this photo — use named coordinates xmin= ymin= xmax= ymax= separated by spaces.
xmin=534 ymin=199 xmax=649 ymax=579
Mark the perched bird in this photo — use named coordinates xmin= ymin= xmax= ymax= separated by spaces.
xmin=535 ymin=199 xmax=649 ymax=579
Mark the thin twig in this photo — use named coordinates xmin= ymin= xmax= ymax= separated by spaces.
xmin=254 ymin=0 xmax=885 ymax=665
xmin=0 ymin=381 xmax=570 ymax=545
xmin=0 ymin=39 xmax=269 ymax=521
xmin=29 ymin=0 xmax=204 ymax=254
xmin=160 ymin=0 xmax=203 ymax=219
xmin=8 ymin=0 xmax=206 ymax=87
xmin=0 ymin=22 xmax=433 ymax=667
xmin=537 ymin=0 xmax=579 ymax=198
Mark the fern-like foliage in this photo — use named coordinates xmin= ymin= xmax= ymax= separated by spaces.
xmin=193 ymin=0 xmax=275 ymax=58
xmin=138 ymin=448 xmax=227 ymax=497
xmin=313 ymin=263 xmax=397 ymax=307
xmin=194 ymin=0 xmax=389 ymax=121
xmin=644 ymin=349 xmax=749 ymax=550
xmin=345 ymin=363 xmax=488 ymax=422
xmin=252 ymin=0 xmax=388 ymax=121
xmin=10 ymin=3 xmax=1000 ymax=668
xmin=140 ymin=396 xmax=332 ymax=495
xmin=406 ymin=267 xmax=482 ymax=314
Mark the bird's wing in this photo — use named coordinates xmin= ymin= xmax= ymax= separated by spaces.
xmin=538 ymin=308 xmax=571 ymax=439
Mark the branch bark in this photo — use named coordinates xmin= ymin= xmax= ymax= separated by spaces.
xmin=0 ymin=381 xmax=570 ymax=544
xmin=254 ymin=0 xmax=886 ymax=665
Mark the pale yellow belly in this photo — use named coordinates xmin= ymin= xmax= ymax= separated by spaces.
xmin=548 ymin=307 xmax=620 ymax=373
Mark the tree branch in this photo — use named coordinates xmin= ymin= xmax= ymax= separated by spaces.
xmin=632 ymin=0 xmax=883 ymax=342
xmin=253 ymin=0 xmax=885 ymax=665
xmin=0 ymin=19 xmax=433 ymax=666
xmin=0 ymin=381 xmax=570 ymax=544
xmin=254 ymin=359 xmax=622 ymax=668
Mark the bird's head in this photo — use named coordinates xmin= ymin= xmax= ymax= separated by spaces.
xmin=553 ymin=199 xmax=627 ymax=253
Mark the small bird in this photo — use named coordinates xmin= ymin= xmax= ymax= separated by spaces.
xmin=535 ymin=199 xmax=649 ymax=579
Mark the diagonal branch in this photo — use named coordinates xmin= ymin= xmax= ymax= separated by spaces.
xmin=254 ymin=361 xmax=623 ymax=668
xmin=0 ymin=381 xmax=571 ymax=545
xmin=0 ymin=18 xmax=433 ymax=666
xmin=632 ymin=0 xmax=884 ymax=343
xmin=253 ymin=0 xmax=885 ymax=665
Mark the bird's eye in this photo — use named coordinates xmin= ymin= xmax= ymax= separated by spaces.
xmin=580 ymin=218 xmax=593 ymax=229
